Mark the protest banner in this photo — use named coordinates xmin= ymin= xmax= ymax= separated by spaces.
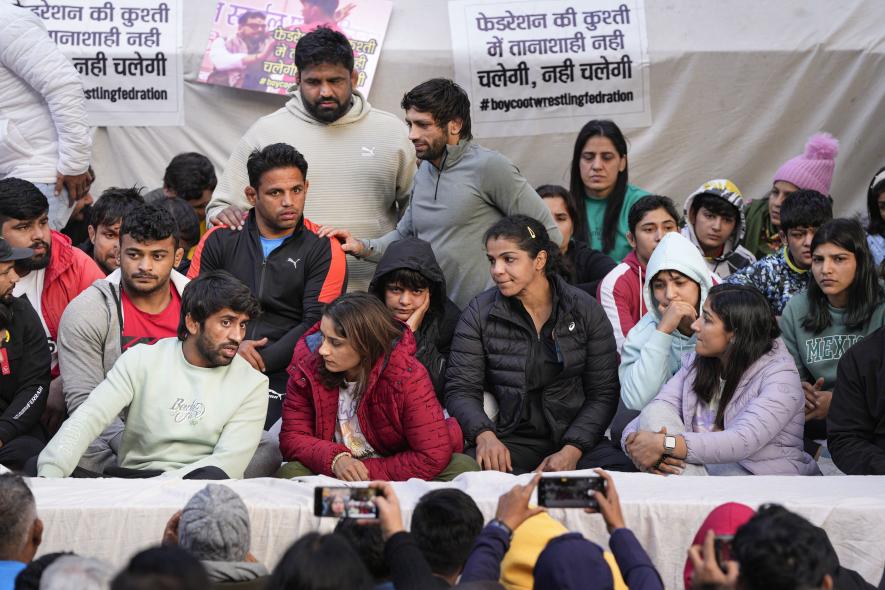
xmin=449 ymin=0 xmax=650 ymax=138
xmin=197 ymin=0 xmax=392 ymax=96
xmin=22 ymin=0 xmax=184 ymax=126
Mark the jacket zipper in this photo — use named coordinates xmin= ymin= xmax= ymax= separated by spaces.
xmin=433 ymin=150 xmax=448 ymax=201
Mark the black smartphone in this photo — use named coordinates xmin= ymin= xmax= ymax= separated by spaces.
xmin=313 ymin=486 xmax=379 ymax=519
xmin=714 ymin=535 xmax=734 ymax=573
xmin=537 ymin=476 xmax=605 ymax=509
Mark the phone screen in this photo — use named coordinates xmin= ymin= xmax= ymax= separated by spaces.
xmin=537 ymin=476 xmax=605 ymax=509
xmin=714 ymin=535 xmax=734 ymax=572
xmin=314 ymin=487 xmax=379 ymax=519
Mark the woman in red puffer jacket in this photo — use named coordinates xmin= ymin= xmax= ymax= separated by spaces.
xmin=277 ymin=293 xmax=476 ymax=481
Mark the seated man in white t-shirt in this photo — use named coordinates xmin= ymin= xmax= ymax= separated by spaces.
xmin=36 ymin=271 xmax=268 ymax=479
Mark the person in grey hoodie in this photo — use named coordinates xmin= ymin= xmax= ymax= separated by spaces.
xmin=619 ymin=232 xmax=717 ymax=411
xmin=622 ymin=284 xmax=819 ymax=476
xmin=321 ymin=78 xmax=562 ymax=309
xmin=164 ymin=484 xmax=268 ymax=590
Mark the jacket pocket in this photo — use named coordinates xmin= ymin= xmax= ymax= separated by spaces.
xmin=0 ymin=119 xmax=33 ymax=157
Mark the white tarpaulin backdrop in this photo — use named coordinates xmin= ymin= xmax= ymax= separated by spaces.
xmin=86 ymin=0 xmax=885 ymax=218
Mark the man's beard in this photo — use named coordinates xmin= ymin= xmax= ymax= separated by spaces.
xmin=419 ymin=137 xmax=448 ymax=163
xmin=302 ymin=95 xmax=350 ymax=123
xmin=194 ymin=330 xmax=238 ymax=368
xmin=122 ymin=272 xmax=167 ymax=296
xmin=19 ymin=240 xmax=51 ymax=271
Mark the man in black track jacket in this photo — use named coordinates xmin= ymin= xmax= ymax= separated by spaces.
xmin=0 ymin=238 xmax=51 ymax=471
xmin=189 ymin=144 xmax=346 ymax=427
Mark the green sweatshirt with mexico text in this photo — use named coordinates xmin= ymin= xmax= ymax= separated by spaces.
xmin=780 ymin=291 xmax=885 ymax=389
xmin=38 ymin=338 xmax=268 ymax=478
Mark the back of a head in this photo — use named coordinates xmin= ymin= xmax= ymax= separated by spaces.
xmin=265 ymin=532 xmax=373 ymax=590
xmin=411 ymin=489 xmax=484 ymax=578
xmin=163 ymin=152 xmax=216 ymax=201
xmin=333 ymin=519 xmax=389 ymax=583
xmin=39 ymin=556 xmax=113 ymax=590
xmin=0 ymin=474 xmax=37 ymax=561
xmin=178 ymin=484 xmax=251 ymax=563
xmin=778 ymin=190 xmax=833 ymax=233
xmin=733 ymin=504 xmax=837 ymax=590
xmin=14 ymin=553 xmax=71 ymax=590
xmin=533 ymin=533 xmax=613 ymax=590
xmin=111 ymin=545 xmax=209 ymax=590
xmin=157 ymin=197 xmax=201 ymax=252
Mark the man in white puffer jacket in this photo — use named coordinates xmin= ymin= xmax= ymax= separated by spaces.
xmin=0 ymin=1 xmax=92 ymax=230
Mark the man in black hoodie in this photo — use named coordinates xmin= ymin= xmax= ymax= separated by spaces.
xmin=369 ymin=238 xmax=460 ymax=402
xmin=0 ymin=238 xmax=51 ymax=471
xmin=828 ymin=327 xmax=885 ymax=475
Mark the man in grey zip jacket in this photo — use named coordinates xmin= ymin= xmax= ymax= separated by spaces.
xmin=321 ymin=79 xmax=562 ymax=310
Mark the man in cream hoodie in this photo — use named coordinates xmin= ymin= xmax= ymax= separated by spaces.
xmin=619 ymin=232 xmax=718 ymax=411
xmin=207 ymin=27 xmax=415 ymax=291
xmin=38 ymin=271 xmax=268 ymax=479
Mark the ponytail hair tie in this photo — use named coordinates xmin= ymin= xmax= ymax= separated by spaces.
xmin=527 ymin=226 xmax=536 ymax=239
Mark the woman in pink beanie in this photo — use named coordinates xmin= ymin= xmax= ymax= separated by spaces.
xmin=744 ymin=133 xmax=840 ymax=259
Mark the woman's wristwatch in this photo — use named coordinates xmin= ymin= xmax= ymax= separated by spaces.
xmin=663 ymin=435 xmax=677 ymax=454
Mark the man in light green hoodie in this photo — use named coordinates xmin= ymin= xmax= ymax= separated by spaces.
xmin=37 ymin=272 xmax=268 ymax=479
xmin=619 ymin=232 xmax=717 ymax=411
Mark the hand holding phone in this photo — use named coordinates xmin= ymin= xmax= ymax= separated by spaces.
xmin=537 ymin=474 xmax=605 ymax=509
xmin=314 ymin=486 xmax=379 ymax=519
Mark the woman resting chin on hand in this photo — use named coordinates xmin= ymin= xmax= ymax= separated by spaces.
xmin=622 ymin=284 xmax=820 ymax=477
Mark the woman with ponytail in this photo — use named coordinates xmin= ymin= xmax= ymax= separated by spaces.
xmin=445 ymin=215 xmax=633 ymax=474
xmin=621 ymin=284 xmax=819 ymax=476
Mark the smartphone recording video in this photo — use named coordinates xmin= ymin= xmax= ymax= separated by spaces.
xmin=714 ymin=534 xmax=734 ymax=573
xmin=314 ymin=487 xmax=379 ymax=519
xmin=537 ymin=476 xmax=605 ymax=509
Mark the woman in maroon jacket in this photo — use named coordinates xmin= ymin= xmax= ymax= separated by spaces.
xmin=276 ymin=293 xmax=477 ymax=481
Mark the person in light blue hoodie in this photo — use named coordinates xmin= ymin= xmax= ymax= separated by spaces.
xmin=619 ymin=232 xmax=717 ymax=411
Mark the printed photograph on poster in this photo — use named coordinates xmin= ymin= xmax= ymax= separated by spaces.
xmin=448 ymin=0 xmax=651 ymax=138
xmin=21 ymin=0 xmax=184 ymax=127
xmin=198 ymin=0 xmax=392 ymax=96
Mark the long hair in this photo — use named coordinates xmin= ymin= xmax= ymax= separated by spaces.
xmin=692 ymin=284 xmax=780 ymax=430
xmin=867 ymin=166 xmax=885 ymax=237
xmin=483 ymin=215 xmax=568 ymax=279
xmin=318 ymin=293 xmax=402 ymax=398
xmin=803 ymin=218 xmax=882 ymax=333
xmin=568 ymin=120 xmax=629 ymax=253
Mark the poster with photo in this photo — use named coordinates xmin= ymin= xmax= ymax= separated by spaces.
xmin=198 ymin=0 xmax=392 ymax=96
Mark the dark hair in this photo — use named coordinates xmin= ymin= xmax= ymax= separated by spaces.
xmin=333 ymin=519 xmax=389 ymax=583
xmin=318 ymin=293 xmax=402 ymax=397
xmin=483 ymin=215 xmax=566 ymax=279
xmin=120 ymin=203 xmax=180 ymax=249
xmin=411 ymin=489 xmax=484 ymax=577
xmin=178 ymin=271 xmax=261 ymax=340
xmin=627 ymin=194 xmax=680 ymax=235
xmin=778 ymin=190 xmax=833 ymax=233
xmin=237 ymin=10 xmax=265 ymax=25
xmin=537 ymin=184 xmax=579 ymax=226
xmin=692 ymin=284 xmax=780 ymax=430
xmin=294 ymin=26 xmax=354 ymax=73
xmin=379 ymin=267 xmax=431 ymax=292
xmin=14 ymin=552 xmax=74 ymax=590
xmin=162 ymin=153 xmax=217 ymax=201
xmin=569 ymin=120 xmax=629 ymax=252
xmin=733 ymin=505 xmax=837 ymax=590
xmin=401 ymin=79 xmax=472 ymax=142
xmin=265 ymin=533 xmax=373 ymax=590
xmin=0 ymin=178 xmax=48 ymax=224
xmin=111 ymin=545 xmax=209 ymax=590
xmin=247 ymin=143 xmax=308 ymax=190
xmin=158 ymin=197 xmax=201 ymax=252
xmin=803 ymin=218 xmax=882 ymax=333
xmin=690 ymin=193 xmax=739 ymax=221
xmin=89 ymin=187 xmax=145 ymax=229
xmin=867 ymin=166 xmax=885 ymax=237
xmin=0 ymin=473 xmax=36 ymax=559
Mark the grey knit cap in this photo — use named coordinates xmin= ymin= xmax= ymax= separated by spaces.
xmin=178 ymin=484 xmax=251 ymax=562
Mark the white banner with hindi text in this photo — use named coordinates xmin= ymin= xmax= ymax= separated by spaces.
xmin=449 ymin=0 xmax=650 ymax=138
xmin=24 ymin=0 xmax=183 ymax=126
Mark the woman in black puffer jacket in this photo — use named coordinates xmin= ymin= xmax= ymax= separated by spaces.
xmin=445 ymin=215 xmax=634 ymax=474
